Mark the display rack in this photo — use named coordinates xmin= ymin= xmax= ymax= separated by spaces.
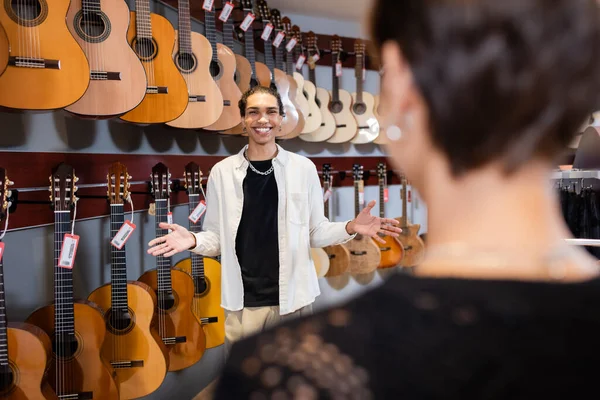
xmin=551 ymin=169 xmax=600 ymax=180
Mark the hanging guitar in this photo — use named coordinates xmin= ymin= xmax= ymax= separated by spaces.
xmin=373 ymin=94 xmax=387 ymax=145
xmin=87 ymin=162 xmax=168 ymax=399
xmin=26 ymin=164 xmax=119 ymax=399
xmin=0 ymin=22 xmax=8 ymax=76
xmin=375 ymin=162 xmax=404 ymax=268
xmin=138 ymin=163 xmax=207 ymax=371
xmin=293 ymin=25 xmax=322 ymax=134
xmin=0 ymin=170 xmax=57 ymax=400
xmin=396 ymin=176 xmax=425 ymax=267
xmin=221 ymin=0 xmax=252 ymax=94
xmin=350 ymin=40 xmax=380 ymax=143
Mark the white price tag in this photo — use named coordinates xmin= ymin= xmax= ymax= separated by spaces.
xmin=285 ymin=38 xmax=297 ymax=52
xmin=312 ymin=54 xmax=320 ymax=62
xmin=323 ymin=188 xmax=332 ymax=203
xmin=202 ymin=0 xmax=214 ymax=11
xmin=363 ymin=67 xmax=366 ymax=81
xmin=188 ymin=200 xmax=207 ymax=224
xmin=261 ymin=23 xmax=273 ymax=41
xmin=273 ymin=31 xmax=285 ymax=47
xmin=384 ymin=188 xmax=389 ymax=203
xmin=167 ymin=212 xmax=173 ymax=233
xmin=58 ymin=234 xmax=79 ymax=269
xmin=358 ymin=181 xmax=365 ymax=205
xmin=111 ymin=220 xmax=137 ymax=249
xmin=219 ymin=1 xmax=234 ymax=22
xmin=240 ymin=13 xmax=255 ymax=32
xmin=0 ymin=242 xmax=4 ymax=263
xmin=336 ymin=62 xmax=342 ymax=77
xmin=295 ymin=54 xmax=306 ymax=70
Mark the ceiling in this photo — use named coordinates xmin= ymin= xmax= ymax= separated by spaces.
xmin=263 ymin=0 xmax=372 ymax=22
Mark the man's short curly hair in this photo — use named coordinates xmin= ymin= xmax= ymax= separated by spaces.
xmin=238 ymin=85 xmax=285 ymax=118
xmin=371 ymin=0 xmax=600 ymax=176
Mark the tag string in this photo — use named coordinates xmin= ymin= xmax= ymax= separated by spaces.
xmin=199 ymin=183 xmax=207 ymax=201
xmin=0 ymin=206 xmax=9 ymax=240
xmin=127 ymin=194 xmax=135 ymax=225
xmin=71 ymin=200 xmax=77 ymax=235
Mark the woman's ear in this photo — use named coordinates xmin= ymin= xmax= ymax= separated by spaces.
xmin=379 ymin=41 xmax=413 ymax=122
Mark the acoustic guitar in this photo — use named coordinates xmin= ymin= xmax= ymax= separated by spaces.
xmin=138 ymin=163 xmax=206 ymax=371
xmin=64 ymin=0 xmax=147 ymax=118
xmin=396 ymin=176 xmax=425 ymax=267
xmin=373 ymin=94 xmax=387 ymax=145
xmin=293 ymin=26 xmax=322 ymax=134
xmin=0 ymin=1 xmax=90 ymax=110
xmin=120 ymin=0 xmax=188 ymax=124
xmin=321 ymin=164 xmax=351 ymax=277
xmin=0 ymin=22 xmax=8 ymax=76
xmin=375 ymin=162 xmax=404 ymax=268
xmin=350 ymin=40 xmax=380 ymax=143
xmin=173 ymin=163 xmax=225 ymax=349
xmin=202 ymin=3 xmax=243 ymax=132
xmin=167 ymin=0 xmax=224 ymax=129
xmin=221 ymin=0 xmax=251 ymax=94
xmin=283 ymin=18 xmax=310 ymax=132
xmin=86 ymin=162 xmax=168 ymax=399
xmin=256 ymin=2 xmax=299 ymax=138
xmin=345 ymin=164 xmax=381 ymax=275
xmin=26 ymin=164 xmax=119 ymax=399
xmin=299 ymin=32 xmax=336 ymax=142
xmin=0 ymin=170 xmax=56 ymax=400
xmin=327 ymin=36 xmax=358 ymax=143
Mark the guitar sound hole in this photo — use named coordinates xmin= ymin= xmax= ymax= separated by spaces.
xmin=315 ymin=96 xmax=322 ymax=108
xmin=330 ymin=100 xmax=343 ymax=114
xmin=0 ymin=364 xmax=15 ymax=394
xmin=177 ymin=52 xmax=197 ymax=73
xmin=134 ymin=38 xmax=157 ymax=61
xmin=249 ymin=77 xmax=259 ymax=88
xmin=79 ymin=13 xmax=106 ymax=38
xmin=194 ymin=276 xmax=208 ymax=296
xmin=105 ymin=308 xmax=134 ymax=333
xmin=53 ymin=333 xmax=79 ymax=359
xmin=158 ymin=292 xmax=176 ymax=311
xmin=353 ymin=102 xmax=367 ymax=115
xmin=10 ymin=0 xmax=41 ymax=21
xmin=209 ymin=60 xmax=221 ymax=78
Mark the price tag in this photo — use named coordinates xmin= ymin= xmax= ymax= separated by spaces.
xmin=188 ymin=200 xmax=207 ymax=223
xmin=167 ymin=212 xmax=173 ymax=232
xmin=219 ymin=1 xmax=234 ymax=22
xmin=202 ymin=0 xmax=213 ymax=11
xmin=240 ymin=13 xmax=255 ymax=32
xmin=0 ymin=242 xmax=4 ymax=263
xmin=261 ymin=23 xmax=273 ymax=41
xmin=111 ymin=220 xmax=137 ymax=249
xmin=358 ymin=181 xmax=365 ymax=205
xmin=336 ymin=61 xmax=342 ymax=77
xmin=363 ymin=67 xmax=366 ymax=81
xmin=58 ymin=234 xmax=79 ymax=269
xmin=384 ymin=188 xmax=389 ymax=203
xmin=295 ymin=54 xmax=306 ymax=70
xmin=273 ymin=31 xmax=285 ymax=47
xmin=323 ymin=188 xmax=332 ymax=203
xmin=312 ymin=54 xmax=320 ymax=62
xmin=285 ymin=37 xmax=297 ymax=52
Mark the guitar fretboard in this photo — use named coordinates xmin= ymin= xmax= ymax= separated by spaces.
xmin=308 ymin=63 xmax=317 ymax=87
xmin=264 ymin=25 xmax=276 ymax=75
xmin=82 ymin=0 xmax=101 ymax=13
xmin=223 ymin=14 xmax=236 ymax=52
xmin=54 ymin=211 xmax=75 ymax=336
xmin=177 ymin=0 xmax=193 ymax=54
xmin=401 ymin=178 xmax=408 ymax=229
xmin=0 ymin=239 xmax=7 ymax=366
xmin=355 ymin=54 xmax=364 ymax=103
xmin=110 ymin=204 xmax=129 ymax=312
xmin=188 ymin=194 xmax=205 ymax=280
xmin=323 ymin=181 xmax=331 ymax=220
xmin=379 ymin=177 xmax=385 ymax=218
xmin=135 ymin=0 xmax=153 ymax=40
xmin=332 ymin=52 xmax=340 ymax=103
xmin=155 ymin=200 xmax=173 ymax=293
xmin=354 ymin=180 xmax=360 ymax=218
xmin=274 ymin=30 xmax=284 ymax=72
xmin=242 ymin=9 xmax=258 ymax=80
xmin=204 ymin=9 xmax=219 ymax=62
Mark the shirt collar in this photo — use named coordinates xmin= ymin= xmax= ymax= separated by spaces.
xmin=235 ymin=143 xmax=288 ymax=169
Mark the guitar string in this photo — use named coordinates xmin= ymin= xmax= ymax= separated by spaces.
xmin=144 ymin=0 xmax=155 ymax=96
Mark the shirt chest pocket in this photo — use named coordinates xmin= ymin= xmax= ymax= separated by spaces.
xmin=288 ymin=192 xmax=309 ymax=225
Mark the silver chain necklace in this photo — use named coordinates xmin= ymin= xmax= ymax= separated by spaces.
xmin=245 ymin=149 xmax=274 ymax=176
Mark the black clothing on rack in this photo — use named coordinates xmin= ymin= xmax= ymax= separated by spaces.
xmin=559 ymin=184 xmax=600 ymax=258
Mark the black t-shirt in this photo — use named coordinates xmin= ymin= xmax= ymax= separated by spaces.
xmin=215 ymin=272 xmax=600 ymax=399
xmin=235 ymin=159 xmax=280 ymax=307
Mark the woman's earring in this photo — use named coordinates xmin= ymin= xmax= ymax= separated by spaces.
xmin=385 ymin=111 xmax=413 ymax=142
xmin=279 ymin=126 xmax=282 ymax=131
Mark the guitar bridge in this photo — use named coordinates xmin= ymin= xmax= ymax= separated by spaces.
xmin=223 ymin=100 xmax=231 ymax=106
xmin=379 ymin=247 xmax=391 ymax=251
xmin=58 ymin=392 xmax=93 ymax=400
xmin=350 ymin=251 xmax=367 ymax=256
xmin=336 ymin=124 xmax=347 ymax=128
xmin=163 ymin=336 xmax=187 ymax=345
xmin=147 ymin=86 xmax=168 ymax=94
xmin=110 ymin=360 xmax=144 ymax=369
xmin=200 ymin=316 xmax=219 ymax=325
xmin=189 ymin=95 xmax=206 ymax=102
xmin=9 ymin=56 xmax=60 ymax=69
xmin=91 ymin=71 xmax=121 ymax=81
xmin=328 ymin=254 xmax=336 ymax=259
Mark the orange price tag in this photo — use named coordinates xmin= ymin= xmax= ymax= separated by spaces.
xmin=0 ymin=242 xmax=4 ymax=263
xmin=240 ymin=13 xmax=255 ymax=32
xmin=358 ymin=180 xmax=365 ymax=205
xmin=273 ymin=31 xmax=285 ymax=47
xmin=384 ymin=188 xmax=389 ymax=203
xmin=111 ymin=220 xmax=136 ymax=249
xmin=336 ymin=62 xmax=342 ymax=77
xmin=189 ymin=200 xmax=207 ymax=223
xmin=296 ymin=54 xmax=306 ymax=70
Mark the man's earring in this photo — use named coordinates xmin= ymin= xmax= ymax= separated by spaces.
xmin=242 ymin=126 xmax=246 ymax=132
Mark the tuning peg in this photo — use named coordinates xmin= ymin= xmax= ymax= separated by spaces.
xmin=127 ymin=174 xmax=132 ymax=180
xmin=7 ymin=180 xmax=13 ymax=186
xmin=74 ymin=176 xmax=79 ymax=183
xmin=74 ymin=186 xmax=78 ymax=192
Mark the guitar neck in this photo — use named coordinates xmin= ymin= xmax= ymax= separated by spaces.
xmin=379 ymin=177 xmax=385 ymax=218
xmin=401 ymin=178 xmax=408 ymax=228
xmin=82 ymin=0 xmax=101 ymax=12
xmin=355 ymin=56 xmax=364 ymax=103
xmin=155 ymin=200 xmax=173 ymax=293
xmin=354 ymin=180 xmax=360 ymax=217
xmin=176 ymin=0 xmax=192 ymax=54
xmin=264 ymin=30 xmax=276 ymax=74
xmin=223 ymin=16 xmax=236 ymax=51
xmin=188 ymin=194 xmax=205 ymax=280
xmin=308 ymin=63 xmax=317 ymax=86
xmin=204 ymin=9 xmax=219 ymax=62
xmin=135 ymin=0 xmax=153 ymax=40
xmin=243 ymin=10 xmax=258 ymax=79
xmin=54 ymin=211 xmax=75 ymax=336
xmin=0 ymin=240 xmax=7 ymax=366
xmin=323 ymin=181 xmax=330 ymax=220
xmin=110 ymin=204 xmax=129 ymax=313
xmin=332 ymin=53 xmax=340 ymax=103
xmin=286 ymin=45 xmax=295 ymax=75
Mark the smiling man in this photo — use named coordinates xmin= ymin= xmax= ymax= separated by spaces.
xmin=147 ymin=85 xmax=401 ymax=348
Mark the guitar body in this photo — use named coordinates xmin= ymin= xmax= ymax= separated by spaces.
xmin=86 ymin=281 xmax=168 ymax=399
xmin=311 ymin=248 xmax=330 ymax=278
xmin=291 ymin=74 xmax=310 ymax=125
xmin=205 ymin=43 xmax=242 ymax=132
xmin=25 ymin=301 xmax=119 ymax=399
xmin=64 ymin=0 xmax=147 ymax=118
xmin=396 ymin=223 xmax=425 ymax=267
xmin=279 ymin=75 xmax=305 ymax=139
xmin=350 ymin=91 xmax=380 ymax=144
xmin=0 ymin=22 xmax=7 ymax=76
xmin=300 ymin=87 xmax=336 ymax=142
xmin=234 ymin=54 xmax=252 ymax=93
xmin=296 ymin=74 xmax=322 ymax=134
xmin=255 ymin=61 xmax=272 ymax=87
xmin=167 ymin=30 xmax=223 ymax=129
xmin=174 ymin=257 xmax=225 ymax=349
xmin=323 ymin=244 xmax=350 ymax=277
xmin=120 ymin=12 xmax=188 ymax=124
xmin=326 ymin=89 xmax=358 ymax=143
xmin=273 ymin=68 xmax=299 ymax=137
xmin=137 ymin=268 xmax=206 ymax=371
xmin=0 ymin=0 xmax=90 ymax=110
xmin=373 ymin=94 xmax=387 ymax=145
xmin=376 ymin=236 xmax=404 ymax=268
xmin=0 ymin=323 xmax=56 ymax=400
xmin=344 ymin=235 xmax=381 ymax=275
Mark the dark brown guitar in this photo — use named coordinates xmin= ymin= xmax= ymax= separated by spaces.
xmin=396 ymin=176 xmax=425 ymax=267
xmin=375 ymin=163 xmax=404 ymax=268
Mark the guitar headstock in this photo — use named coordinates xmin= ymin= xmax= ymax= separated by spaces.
xmin=150 ymin=163 xmax=171 ymax=201
xmin=50 ymin=163 xmax=78 ymax=212
xmin=292 ymin=25 xmax=303 ymax=49
xmin=0 ymin=168 xmax=12 ymax=222
xmin=107 ymin=162 xmax=131 ymax=205
xmin=377 ymin=162 xmax=386 ymax=180
xmin=270 ymin=8 xmax=282 ymax=30
xmin=331 ymin=35 xmax=342 ymax=55
xmin=256 ymin=0 xmax=271 ymax=23
xmin=354 ymin=39 xmax=366 ymax=57
xmin=183 ymin=162 xmax=203 ymax=196
xmin=282 ymin=16 xmax=292 ymax=37
xmin=352 ymin=163 xmax=363 ymax=182
xmin=240 ymin=0 xmax=254 ymax=11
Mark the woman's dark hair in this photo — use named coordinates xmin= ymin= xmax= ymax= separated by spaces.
xmin=238 ymin=85 xmax=285 ymax=118
xmin=371 ymin=0 xmax=600 ymax=176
